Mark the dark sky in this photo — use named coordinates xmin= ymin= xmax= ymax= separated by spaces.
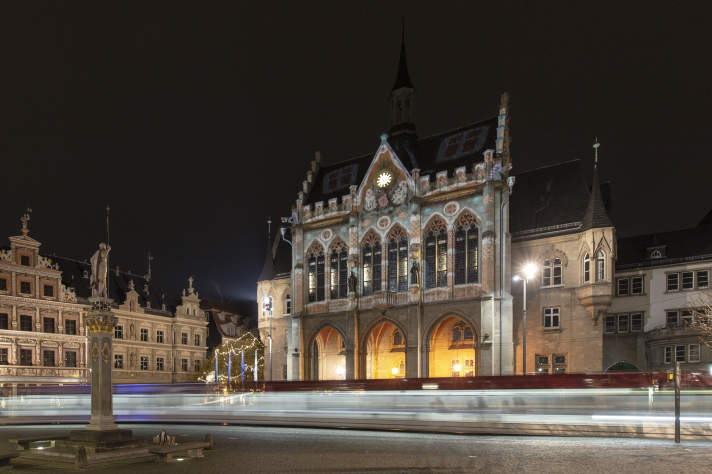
xmin=1 ymin=2 xmax=710 ymax=304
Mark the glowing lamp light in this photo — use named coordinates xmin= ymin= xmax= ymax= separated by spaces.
xmin=262 ymin=296 xmax=271 ymax=305
xmin=336 ymin=366 xmax=345 ymax=376
xmin=523 ymin=263 xmax=538 ymax=280
xmin=391 ymin=367 xmax=399 ymax=375
xmin=453 ymin=363 xmax=462 ymax=373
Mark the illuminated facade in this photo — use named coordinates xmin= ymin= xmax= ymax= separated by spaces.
xmin=0 ymin=216 xmax=208 ymax=388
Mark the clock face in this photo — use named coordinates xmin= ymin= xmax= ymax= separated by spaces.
xmin=376 ymin=171 xmax=393 ymax=188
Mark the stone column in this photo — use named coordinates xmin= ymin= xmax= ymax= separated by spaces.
xmin=85 ymin=302 xmax=118 ymax=431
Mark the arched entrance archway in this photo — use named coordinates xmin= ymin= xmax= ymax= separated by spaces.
xmin=311 ymin=326 xmax=345 ymax=380
xmin=428 ymin=316 xmax=477 ymax=377
xmin=363 ymin=321 xmax=406 ymax=379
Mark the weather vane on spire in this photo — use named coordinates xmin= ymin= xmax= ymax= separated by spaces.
xmin=20 ymin=208 xmax=32 ymax=235
xmin=593 ymin=137 xmax=600 ymax=166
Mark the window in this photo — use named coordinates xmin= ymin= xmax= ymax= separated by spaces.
xmin=329 ymin=243 xmax=348 ymax=299
xmin=0 ymin=313 xmax=8 ymax=330
xmin=583 ymin=253 xmax=590 ymax=283
xmin=605 ymin=316 xmax=616 ymax=334
xmin=140 ymin=356 xmax=149 ymax=370
xmin=307 ymin=244 xmax=325 ymax=302
xmin=156 ymin=357 xmax=164 ymax=371
xmin=630 ymin=313 xmax=643 ymax=332
xmin=43 ymin=317 xmax=55 ymax=333
xmin=675 ymin=345 xmax=686 ymax=362
xmin=181 ymin=332 xmax=188 ymax=345
xmin=666 ymin=311 xmax=679 ymax=328
xmin=664 ymin=346 xmax=673 ymax=364
xmin=424 ymin=219 xmax=447 ymax=289
xmin=618 ymin=314 xmax=629 ymax=333
xmin=194 ymin=360 xmax=201 ymax=372
xmin=0 ymin=278 xmax=6 ymax=291
xmin=156 ymin=330 xmax=164 ymax=343
xmin=681 ymin=271 xmax=694 ymax=290
xmin=595 ymin=251 xmax=605 ymax=281
xmin=392 ymin=330 xmax=403 ymax=346
xmin=667 ymin=273 xmax=679 ymax=291
xmin=362 ymin=233 xmax=382 ymax=296
xmin=452 ymin=326 xmax=461 ymax=342
xmin=20 ymin=255 xmax=30 ymax=266
xmin=463 ymin=326 xmax=473 ymax=340
xmin=552 ymin=354 xmax=567 ymax=374
xmin=140 ymin=328 xmax=148 ymax=342
xmin=680 ymin=309 xmax=693 ymax=326
xmin=114 ymin=354 xmax=124 ymax=369
xmin=285 ymin=294 xmax=291 ymax=314
xmin=689 ymin=344 xmax=700 ymax=363
xmin=630 ymin=276 xmax=643 ymax=294
xmin=43 ymin=350 xmax=55 ymax=367
xmin=451 ymin=359 xmax=461 ymax=376
xmin=181 ymin=359 xmax=188 ymax=371
xmin=617 ymin=278 xmax=629 ymax=296
xmin=543 ymin=307 xmax=560 ymax=328
xmin=65 ymin=351 xmax=77 ymax=368
xmin=697 ymin=270 xmax=709 ymax=289
xmin=20 ymin=315 xmax=32 ymax=331
xmin=464 ymin=359 xmax=474 ymax=377
xmin=542 ymin=258 xmax=562 ymax=287
xmin=65 ymin=319 xmax=77 ymax=335
xmin=20 ymin=349 xmax=32 ymax=366
xmin=387 ymin=228 xmax=409 ymax=292
xmin=114 ymin=325 xmax=123 ymax=339
xmin=535 ymin=355 xmax=549 ymax=374
xmin=454 ymin=214 xmax=479 ymax=285
xmin=20 ymin=281 xmax=31 ymax=294
xmin=195 ymin=334 xmax=201 ymax=346
xmin=43 ymin=285 xmax=53 ymax=297
xmin=0 ymin=348 xmax=7 ymax=364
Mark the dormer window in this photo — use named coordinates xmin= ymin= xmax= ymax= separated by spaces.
xmin=647 ymin=246 xmax=666 ymax=259
xmin=20 ymin=255 xmax=30 ymax=266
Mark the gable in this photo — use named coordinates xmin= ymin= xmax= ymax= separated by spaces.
xmin=355 ymin=139 xmax=415 ymax=209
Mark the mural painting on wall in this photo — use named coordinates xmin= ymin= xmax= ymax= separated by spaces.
xmin=443 ymin=201 xmax=460 ymax=217
xmin=363 ymin=179 xmax=411 ymax=214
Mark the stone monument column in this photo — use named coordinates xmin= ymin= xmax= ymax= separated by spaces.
xmin=86 ymin=301 xmax=118 ymax=431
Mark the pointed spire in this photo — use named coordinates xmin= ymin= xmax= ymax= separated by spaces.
xmin=582 ymin=138 xmax=613 ymax=230
xmin=258 ymin=217 xmax=275 ymax=281
xmin=392 ymin=18 xmax=413 ymax=91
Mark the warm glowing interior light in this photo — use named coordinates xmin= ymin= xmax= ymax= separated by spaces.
xmin=336 ymin=366 xmax=345 ymax=376
xmin=391 ymin=367 xmax=399 ymax=375
xmin=453 ymin=363 xmax=462 ymax=372
xmin=512 ymin=275 xmax=522 ymax=282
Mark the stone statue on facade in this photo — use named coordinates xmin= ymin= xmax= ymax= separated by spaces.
xmin=90 ymin=243 xmax=112 ymax=300
xmin=410 ymin=260 xmax=419 ymax=285
xmin=348 ymin=271 xmax=358 ymax=295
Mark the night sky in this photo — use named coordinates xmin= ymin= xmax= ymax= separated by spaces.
xmin=1 ymin=2 xmax=709 ymax=308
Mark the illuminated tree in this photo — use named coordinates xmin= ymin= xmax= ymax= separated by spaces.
xmin=197 ymin=332 xmax=265 ymax=385
xmin=691 ymin=298 xmax=712 ymax=348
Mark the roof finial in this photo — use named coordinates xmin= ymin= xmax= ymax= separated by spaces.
xmin=593 ymin=137 xmax=600 ymax=167
xmin=267 ymin=217 xmax=272 ymax=241
xmin=146 ymin=251 xmax=154 ymax=280
xmin=20 ymin=208 xmax=32 ymax=236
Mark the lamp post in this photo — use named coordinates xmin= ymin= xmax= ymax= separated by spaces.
xmin=513 ymin=263 xmax=538 ymax=375
xmin=262 ymin=296 xmax=273 ymax=381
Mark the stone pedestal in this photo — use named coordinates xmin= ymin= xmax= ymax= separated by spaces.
xmin=85 ymin=301 xmax=120 ymax=432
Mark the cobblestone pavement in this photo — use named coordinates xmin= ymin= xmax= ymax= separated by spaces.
xmin=0 ymin=424 xmax=710 ymax=473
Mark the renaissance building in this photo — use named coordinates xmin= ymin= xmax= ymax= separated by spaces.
xmin=0 ymin=213 xmax=208 ymax=389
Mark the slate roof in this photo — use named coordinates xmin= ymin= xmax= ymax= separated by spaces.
xmin=258 ymin=228 xmax=292 ymax=282
xmin=48 ymin=254 xmax=177 ymax=315
xmin=510 ymin=159 xmax=613 ymax=240
xmin=616 ymin=213 xmax=712 ymax=269
xmin=304 ymin=117 xmax=498 ymax=205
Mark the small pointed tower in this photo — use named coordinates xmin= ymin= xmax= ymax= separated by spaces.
xmin=258 ymin=217 xmax=275 ymax=282
xmin=388 ymin=20 xmax=416 ymax=138
xmin=581 ymin=138 xmax=613 ymax=230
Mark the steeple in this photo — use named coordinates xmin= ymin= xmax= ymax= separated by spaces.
xmin=258 ymin=217 xmax=275 ymax=282
xmin=581 ymin=138 xmax=613 ymax=230
xmin=388 ymin=19 xmax=416 ymax=136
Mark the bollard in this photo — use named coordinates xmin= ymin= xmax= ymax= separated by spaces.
xmin=674 ymin=362 xmax=681 ymax=443
xmin=76 ymin=446 xmax=88 ymax=468
xmin=204 ymin=433 xmax=214 ymax=450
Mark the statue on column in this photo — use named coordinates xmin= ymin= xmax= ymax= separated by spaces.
xmin=90 ymin=243 xmax=111 ymax=300
xmin=348 ymin=271 xmax=358 ymax=295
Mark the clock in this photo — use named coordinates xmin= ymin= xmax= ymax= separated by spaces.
xmin=376 ymin=170 xmax=393 ymax=188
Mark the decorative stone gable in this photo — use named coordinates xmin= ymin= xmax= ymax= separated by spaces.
xmin=176 ymin=276 xmax=203 ymax=320
xmin=120 ymin=280 xmax=144 ymax=313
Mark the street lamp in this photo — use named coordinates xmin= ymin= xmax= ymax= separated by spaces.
xmin=513 ymin=263 xmax=538 ymax=375
xmin=262 ymin=296 xmax=273 ymax=381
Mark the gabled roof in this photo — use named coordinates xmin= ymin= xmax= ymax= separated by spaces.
xmin=581 ymin=165 xmax=613 ymax=230
xmin=304 ymin=116 xmax=497 ymax=205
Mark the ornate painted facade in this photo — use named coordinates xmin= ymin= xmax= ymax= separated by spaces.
xmin=0 ymin=214 xmax=208 ymax=388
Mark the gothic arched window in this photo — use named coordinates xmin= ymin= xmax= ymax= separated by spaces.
xmin=583 ymin=253 xmax=590 ymax=283
xmin=596 ymin=250 xmax=606 ymax=281
xmin=285 ymin=294 xmax=291 ymax=314
xmin=424 ymin=217 xmax=448 ymax=289
xmin=463 ymin=326 xmax=473 ymax=341
xmin=329 ymin=239 xmax=348 ymax=299
xmin=387 ymin=226 xmax=409 ymax=292
xmin=307 ymin=242 xmax=325 ymax=302
xmin=454 ymin=211 xmax=478 ymax=284
xmin=362 ymin=231 xmax=382 ymax=296
xmin=392 ymin=329 xmax=403 ymax=347
xmin=542 ymin=258 xmax=562 ymax=287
